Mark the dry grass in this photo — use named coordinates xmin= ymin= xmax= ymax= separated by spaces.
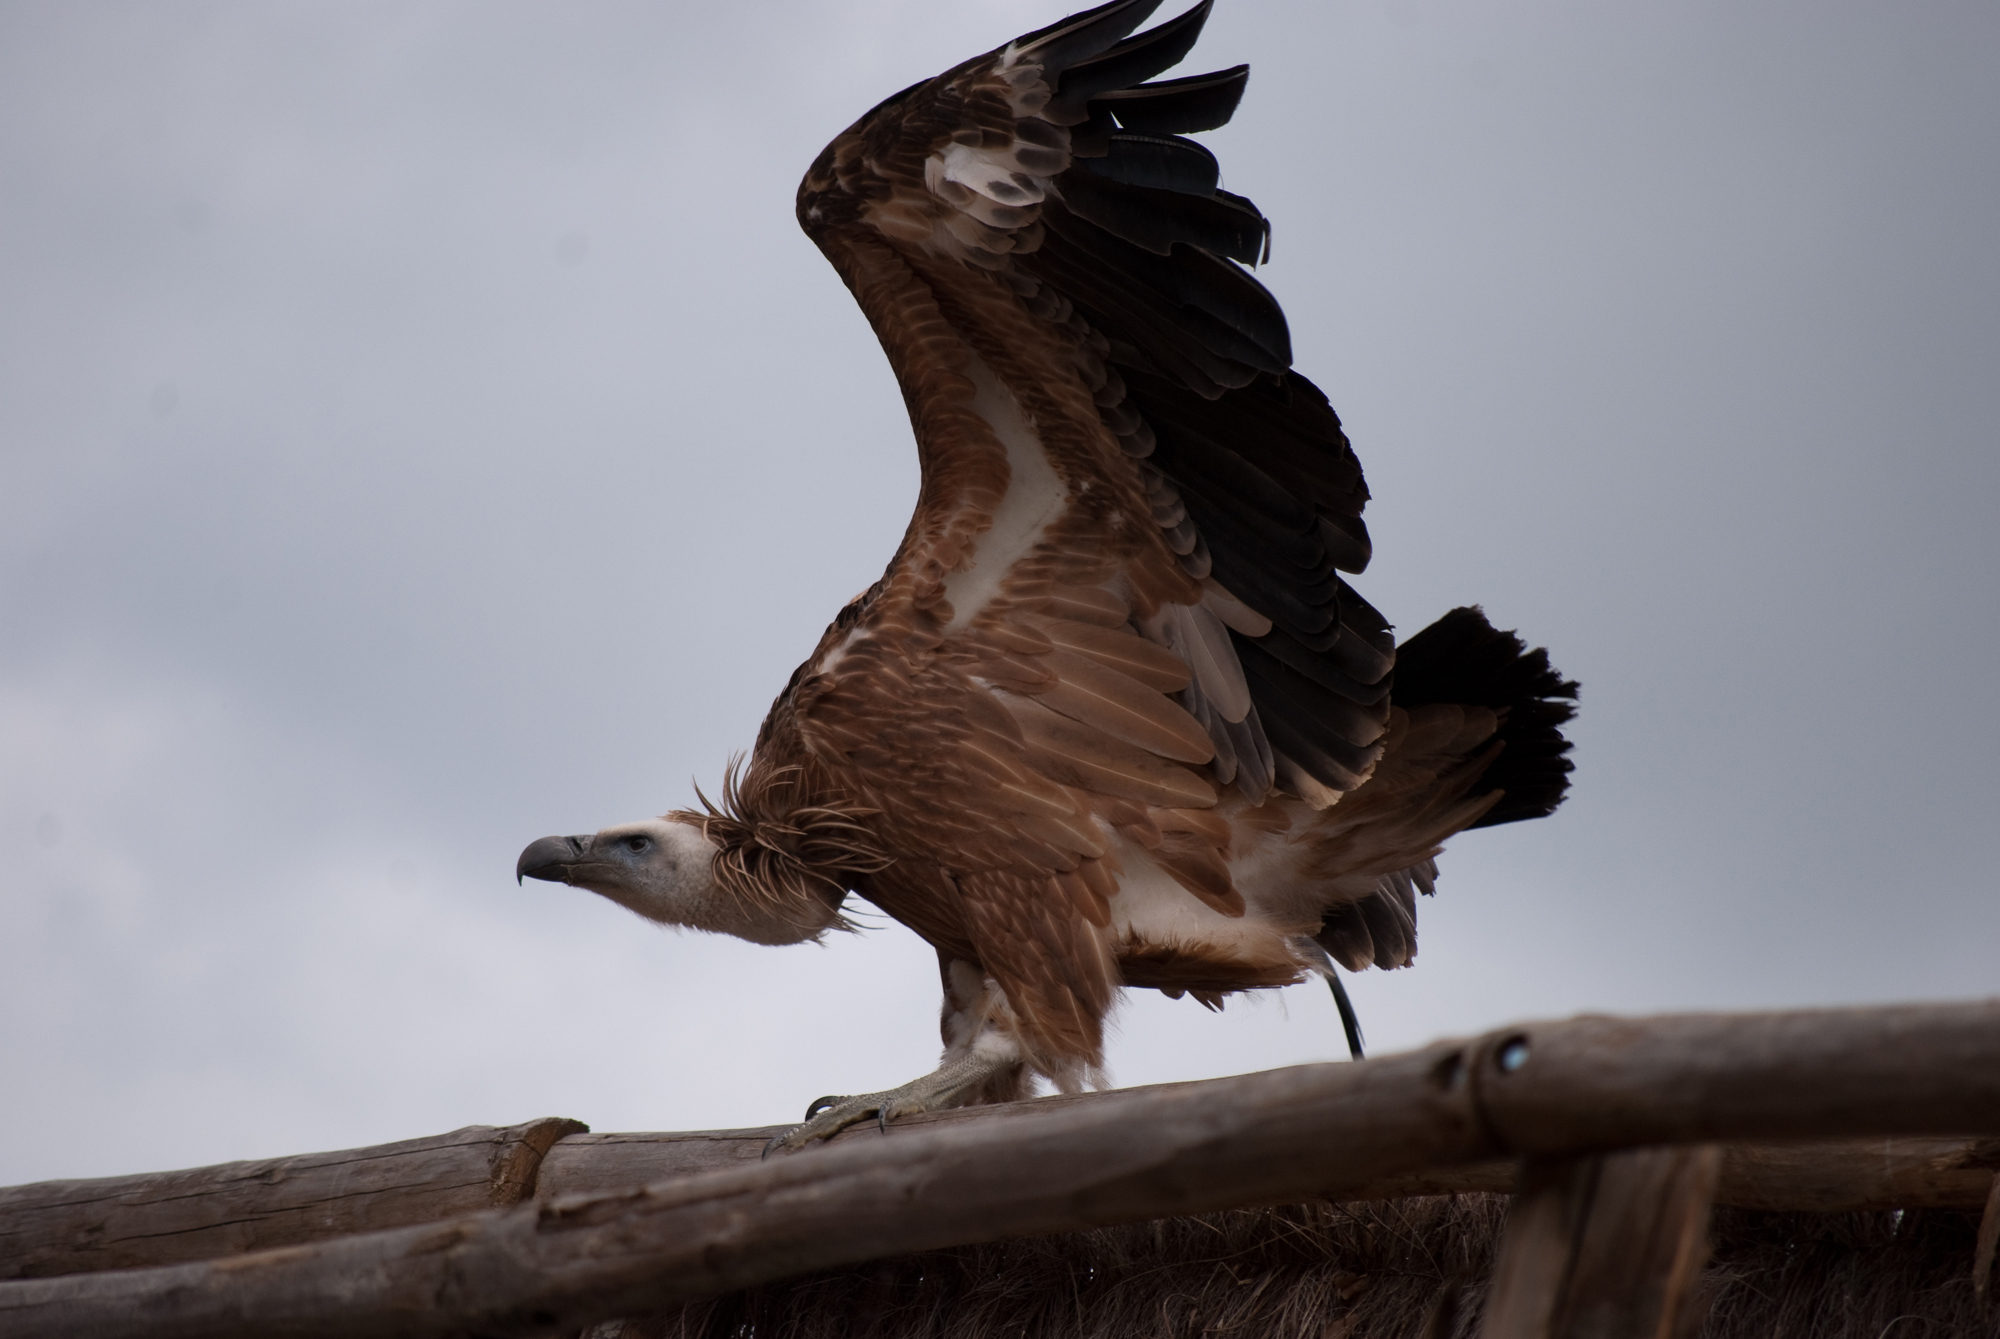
xmin=594 ymin=1197 xmax=1999 ymax=1339
xmin=1702 ymin=1205 xmax=1999 ymax=1338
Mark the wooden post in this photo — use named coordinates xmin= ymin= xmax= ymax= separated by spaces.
xmin=1481 ymin=1145 xmax=1722 ymax=1339
xmin=1975 ymin=1171 xmax=2000 ymax=1300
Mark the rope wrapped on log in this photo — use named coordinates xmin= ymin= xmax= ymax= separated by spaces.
xmin=3 ymin=1001 xmax=1997 ymax=1339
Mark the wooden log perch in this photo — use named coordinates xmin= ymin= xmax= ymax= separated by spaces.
xmin=0 ymin=1118 xmax=585 ymax=1281
xmin=534 ymin=1128 xmax=2000 ymax=1214
xmin=9 ymin=1128 xmax=1993 ymax=1286
xmin=9 ymin=1120 xmax=1994 ymax=1286
xmin=4 ymin=1000 xmax=1998 ymax=1339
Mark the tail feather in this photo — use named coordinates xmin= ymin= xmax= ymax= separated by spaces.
xmin=1390 ymin=606 xmax=1578 ymax=828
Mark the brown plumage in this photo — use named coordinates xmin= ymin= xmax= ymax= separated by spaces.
xmin=516 ymin=0 xmax=1576 ymax=1147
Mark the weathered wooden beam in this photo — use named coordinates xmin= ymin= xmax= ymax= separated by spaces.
xmin=535 ymin=1128 xmax=2000 ymax=1213
xmin=9 ymin=1120 xmax=1993 ymax=1288
xmin=529 ymin=1105 xmax=1526 ymax=1202
xmin=0 ymin=1119 xmax=584 ymax=1281
xmin=2 ymin=1001 xmax=1996 ymax=1339
xmin=1480 ymin=1145 xmax=1721 ymax=1339
xmin=1713 ymin=1135 xmax=1999 ymax=1212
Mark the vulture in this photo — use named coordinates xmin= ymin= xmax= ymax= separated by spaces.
xmin=516 ymin=0 xmax=1576 ymax=1151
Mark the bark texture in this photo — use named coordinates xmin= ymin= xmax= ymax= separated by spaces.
xmin=0 ymin=1118 xmax=584 ymax=1281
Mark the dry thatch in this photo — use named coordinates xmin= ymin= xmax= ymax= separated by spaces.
xmin=594 ymin=1196 xmax=1999 ymax=1339
xmin=1703 ymin=1204 xmax=1999 ymax=1337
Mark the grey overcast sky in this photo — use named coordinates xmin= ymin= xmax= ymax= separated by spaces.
xmin=3 ymin=0 xmax=1997 ymax=1187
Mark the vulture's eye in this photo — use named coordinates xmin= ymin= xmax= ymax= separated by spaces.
xmin=624 ymin=836 xmax=651 ymax=854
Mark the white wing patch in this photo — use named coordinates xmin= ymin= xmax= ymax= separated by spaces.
xmin=937 ymin=142 xmax=1048 ymax=206
xmin=940 ymin=356 xmax=1069 ymax=635
xmin=900 ymin=63 xmax=1068 ymax=262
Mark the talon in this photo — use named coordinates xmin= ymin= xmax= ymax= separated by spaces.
xmin=761 ymin=1133 xmax=785 ymax=1160
xmin=773 ymin=1045 xmax=1018 ymax=1153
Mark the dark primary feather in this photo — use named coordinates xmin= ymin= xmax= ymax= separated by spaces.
xmin=1249 ymin=621 xmax=1393 ymax=704
xmin=1050 ymin=0 xmax=1215 ymax=117
xmin=1010 ymin=3 xmax=1444 ymax=802
xmin=1073 ymin=133 xmax=1219 ymax=194
xmin=1015 ymin=0 xmax=1166 ymax=76
xmin=1037 ymin=224 xmax=1289 ymax=367
xmin=1029 ymin=214 xmax=1265 ymax=394
xmin=1239 ymin=650 xmax=1386 ymax=787
xmin=1124 ymin=370 xmax=1369 ymax=566
xmin=1057 ymin=172 xmax=1270 ymax=266
xmin=1034 ymin=161 xmax=1401 ymax=787
xmin=1095 ymin=66 xmax=1249 ymax=135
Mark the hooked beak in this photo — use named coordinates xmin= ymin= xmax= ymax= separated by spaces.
xmin=516 ymin=834 xmax=591 ymax=885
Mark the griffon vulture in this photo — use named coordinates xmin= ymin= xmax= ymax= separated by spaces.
xmin=517 ymin=0 xmax=1577 ymax=1151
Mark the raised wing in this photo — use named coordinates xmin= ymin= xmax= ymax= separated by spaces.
xmin=772 ymin=0 xmax=1419 ymax=1073
xmin=798 ymin=0 xmax=1390 ymax=785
